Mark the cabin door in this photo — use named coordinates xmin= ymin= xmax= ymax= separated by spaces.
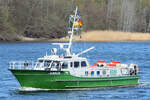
xmin=70 ymin=61 xmax=82 ymax=77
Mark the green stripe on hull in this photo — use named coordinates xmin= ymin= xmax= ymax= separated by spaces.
xmin=10 ymin=69 xmax=139 ymax=89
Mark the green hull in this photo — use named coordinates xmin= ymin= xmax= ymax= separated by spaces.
xmin=9 ymin=69 xmax=139 ymax=90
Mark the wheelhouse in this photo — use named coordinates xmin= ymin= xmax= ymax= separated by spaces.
xmin=36 ymin=56 xmax=89 ymax=71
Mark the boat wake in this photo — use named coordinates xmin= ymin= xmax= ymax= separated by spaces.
xmin=17 ymin=87 xmax=105 ymax=92
xmin=18 ymin=87 xmax=53 ymax=92
xmin=139 ymin=81 xmax=150 ymax=87
xmin=17 ymin=82 xmax=150 ymax=92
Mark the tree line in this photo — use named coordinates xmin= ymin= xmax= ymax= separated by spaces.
xmin=0 ymin=0 xmax=150 ymax=41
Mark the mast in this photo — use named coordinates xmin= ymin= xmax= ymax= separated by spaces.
xmin=68 ymin=6 xmax=78 ymax=56
xmin=52 ymin=6 xmax=94 ymax=57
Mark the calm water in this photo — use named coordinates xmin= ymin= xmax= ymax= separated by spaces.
xmin=0 ymin=42 xmax=150 ymax=100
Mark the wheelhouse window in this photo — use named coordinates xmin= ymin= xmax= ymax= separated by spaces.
xmin=70 ymin=62 xmax=73 ymax=67
xmin=74 ymin=62 xmax=79 ymax=68
xmin=81 ymin=61 xmax=87 ymax=67
xmin=39 ymin=60 xmax=43 ymax=63
xmin=62 ymin=62 xmax=68 ymax=69
xmin=44 ymin=60 xmax=51 ymax=67
xmin=51 ymin=61 xmax=60 ymax=69
xmin=37 ymin=60 xmax=44 ymax=67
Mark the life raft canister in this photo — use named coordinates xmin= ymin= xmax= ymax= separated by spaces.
xmin=112 ymin=61 xmax=120 ymax=64
xmin=90 ymin=65 xmax=95 ymax=67
xmin=107 ymin=63 xmax=116 ymax=67
xmin=97 ymin=60 xmax=106 ymax=63
xmin=94 ymin=63 xmax=98 ymax=66
xmin=90 ymin=63 xmax=98 ymax=67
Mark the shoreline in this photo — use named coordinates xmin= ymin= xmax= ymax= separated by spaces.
xmin=52 ymin=30 xmax=150 ymax=42
xmin=1 ymin=30 xmax=150 ymax=43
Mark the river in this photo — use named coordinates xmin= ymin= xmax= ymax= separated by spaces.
xmin=0 ymin=42 xmax=150 ymax=100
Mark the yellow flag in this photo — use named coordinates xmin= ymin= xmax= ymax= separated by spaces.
xmin=74 ymin=22 xmax=79 ymax=27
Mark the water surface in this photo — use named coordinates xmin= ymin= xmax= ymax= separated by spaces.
xmin=0 ymin=42 xmax=150 ymax=100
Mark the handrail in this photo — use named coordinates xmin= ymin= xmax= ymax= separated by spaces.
xmin=9 ymin=61 xmax=37 ymax=70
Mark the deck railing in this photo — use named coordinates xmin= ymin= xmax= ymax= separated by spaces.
xmin=9 ymin=61 xmax=37 ymax=70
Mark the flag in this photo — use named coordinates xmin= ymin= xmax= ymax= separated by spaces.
xmin=77 ymin=12 xmax=80 ymax=16
xmin=74 ymin=22 xmax=79 ymax=27
xmin=78 ymin=19 xmax=83 ymax=26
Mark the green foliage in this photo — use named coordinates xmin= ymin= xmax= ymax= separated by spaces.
xmin=0 ymin=8 xmax=19 ymax=41
xmin=0 ymin=0 xmax=150 ymax=42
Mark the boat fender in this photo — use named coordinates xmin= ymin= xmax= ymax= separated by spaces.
xmin=100 ymin=64 xmax=104 ymax=67
xmin=134 ymin=65 xmax=137 ymax=75
xmin=129 ymin=68 xmax=135 ymax=75
xmin=97 ymin=63 xmax=104 ymax=67
xmin=137 ymin=65 xmax=139 ymax=73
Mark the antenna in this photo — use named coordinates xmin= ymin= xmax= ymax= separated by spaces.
xmin=46 ymin=51 xmax=48 ymax=56
xmin=51 ymin=6 xmax=87 ymax=56
xmin=76 ymin=46 xmax=95 ymax=56
xmin=68 ymin=6 xmax=78 ymax=55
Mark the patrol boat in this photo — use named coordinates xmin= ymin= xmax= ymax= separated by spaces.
xmin=9 ymin=7 xmax=139 ymax=90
